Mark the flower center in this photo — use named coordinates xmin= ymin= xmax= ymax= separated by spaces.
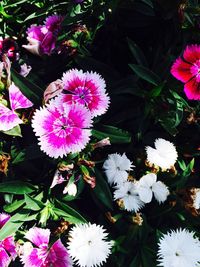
xmin=191 ymin=60 xmax=200 ymax=81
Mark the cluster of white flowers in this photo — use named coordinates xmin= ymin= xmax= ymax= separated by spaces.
xmin=103 ymin=138 xmax=175 ymax=213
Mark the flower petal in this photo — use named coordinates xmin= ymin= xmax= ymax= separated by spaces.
xmin=184 ymin=78 xmax=200 ymax=100
xmin=0 ymin=248 xmax=10 ymax=267
xmin=183 ymin=44 xmax=200 ymax=64
xmin=9 ymin=83 xmax=33 ymax=110
xmin=0 ymin=103 xmax=22 ymax=131
xmin=138 ymin=187 xmax=153 ymax=203
xmin=45 ymin=240 xmax=72 ymax=267
xmin=25 ymin=227 xmax=50 ymax=247
xmin=152 ymin=181 xmax=169 ymax=204
xmin=171 ymin=57 xmax=192 ymax=83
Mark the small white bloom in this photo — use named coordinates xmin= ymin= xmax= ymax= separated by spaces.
xmin=68 ymin=223 xmax=112 ymax=267
xmin=146 ymin=138 xmax=178 ymax=169
xmin=114 ymin=181 xmax=144 ymax=212
xmin=103 ymin=153 xmax=134 ymax=185
xmin=63 ymin=182 xmax=77 ymax=196
xmin=157 ymin=229 xmax=200 ymax=267
xmin=137 ymin=173 xmax=169 ymax=204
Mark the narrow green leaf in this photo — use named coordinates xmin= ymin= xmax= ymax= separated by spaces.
xmin=53 ymin=208 xmax=85 ymax=224
xmin=11 ymin=69 xmax=43 ymax=105
xmin=2 ymin=125 xmax=22 ymax=137
xmin=4 ymin=199 xmax=25 ymax=213
xmin=55 ymin=199 xmax=87 ymax=223
xmin=0 ymin=181 xmax=37 ymax=194
xmin=129 ymin=64 xmax=161 ymax=86
xmin=92 ymin=125 xmax=131 ymax=144
xmin=127 ymin=38 xmax=148 ymax=67
xmin=92 ymin=168 xmax=113 ymax=210
xmin=0 ymin=210 xmax=30 ymax=240
xmin=25 ymin=194 xmax=44 ymax=211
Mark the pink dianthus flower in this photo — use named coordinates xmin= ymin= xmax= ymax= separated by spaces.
xmin=21 ymin=227 xmax=72 ymax=267
xmin=32 ymin=98 xmax=92 ymax=158
xmin=58 ymin=69 xmax=110 ymax=117
xmin=171 ymin=44 xmax=200 ymax=100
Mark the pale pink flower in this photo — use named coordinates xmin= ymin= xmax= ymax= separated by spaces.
xmin=58 ymin=69 xmax=110 ymax=117
xmin=0 ymin=213 xmax=17 ymax=267
xmin=21 ymin=227 xmax=72 ymax=267
xmin=0 ymin=83 xmax=33 ymax=131
xmin=32 ymin=98 xmax=92 ymax=158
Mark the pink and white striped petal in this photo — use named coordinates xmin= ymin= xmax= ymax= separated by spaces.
xmin=9 ymin=83 xmax=33 ymax=110
xmin=0 ymin=103 xmax=22 ymax=131
xmin=25 ymin=227 xmax=50 ymax=247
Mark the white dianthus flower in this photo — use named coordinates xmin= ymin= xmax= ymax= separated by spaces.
xmin=103 ymin=153 xmax=134 ymax=185
xmin=157 ymin=229 xmax=200 ymax=267
xmin=137 ymin=173 xmax=169 ymax=204
xmin=146 ymin=138 xmax=178 ymax=170
xmin=114 ymin=181 xmax=144 ymax=212
xmin=67 ymin=223 xmax=112 ymax=267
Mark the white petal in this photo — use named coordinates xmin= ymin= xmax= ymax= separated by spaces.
xmin=138 ymin=187 xmax=153 ymax=203
xmin=152 ymin=181 xmax=169 ymax=204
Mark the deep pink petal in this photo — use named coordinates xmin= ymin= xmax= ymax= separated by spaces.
xmin=44 ymin=240 xmax=72 ymax=267
xmin=0 ymin=213 xmax=10 ymax=229
xmin=25 ymin=227 xmax=50 ymax=247
xmin=40 ymin=32 xmax=56 ymax=55
xmin=45 ymin=15 xmax=63 ymax=32
xmin=27 ymin=25 xmax=44 ymax=41
xmin=2 ymin=237 xmax=17 ymax=259
xmin=0 ymin=248 xmax=10 ymax=267
xmin=171 ymin=57 xmax=192 ymax=83
xmin=0 ymin=103 xmax=22 ymax=131
xmin=184 ymin=78 xmax=200 ymax=100
xmin=183 ymin=44 xmax=200 ymax=64
xmin=9 ymin=83 xmax=33 ymax=110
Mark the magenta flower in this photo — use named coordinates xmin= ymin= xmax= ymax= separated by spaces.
xmin=21 ymin=227 xmax=72 ymax=267
xmin=171 ymin=44 xmax=200 ymax=100
xmin=23 ymin=15 xmax=63 ymax=56
xmin=58 ymin=69 xmax=110 ymax=117
xmin=0 ymin=83 xmax=33 ymax=131
xmin=32 ymin=98 xmax=92 ymax=158
xmin=0 ymin=213 xmax=17 ymax=267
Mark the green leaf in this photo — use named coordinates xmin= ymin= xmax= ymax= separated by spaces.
xmin=55 ymin=199 xmax=87 ymax=223
xmin=127 ymin=38 xmax=148 ymax=67
xmin=148 ymin=83 xmax=165 ymax=98
xmin=11 ymin=69 xmax=43 ymax=105
xmin=129 ymin=64 xmax=161 ymax=86
xmin=25 ymin=194 xmax=44 ymax=211
xmin=53 ymin=208 xmax=86 ymax=224
xmin=0 ymin=209 xmax=30 ymax=241
xmin=92 ymin=125 xmax=131 ymax=144
xmin=2 ymin=125 xmax=22 ymax=137
xmin=0 ymin=181 xmax=37 ymax=194
xmin=92 ymin=168 xmax=113 ymax=210
xmin=129 ymin=254 xmax=141 ymax=267
xmin=4 ymin=199 xmax=25 ymax=213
